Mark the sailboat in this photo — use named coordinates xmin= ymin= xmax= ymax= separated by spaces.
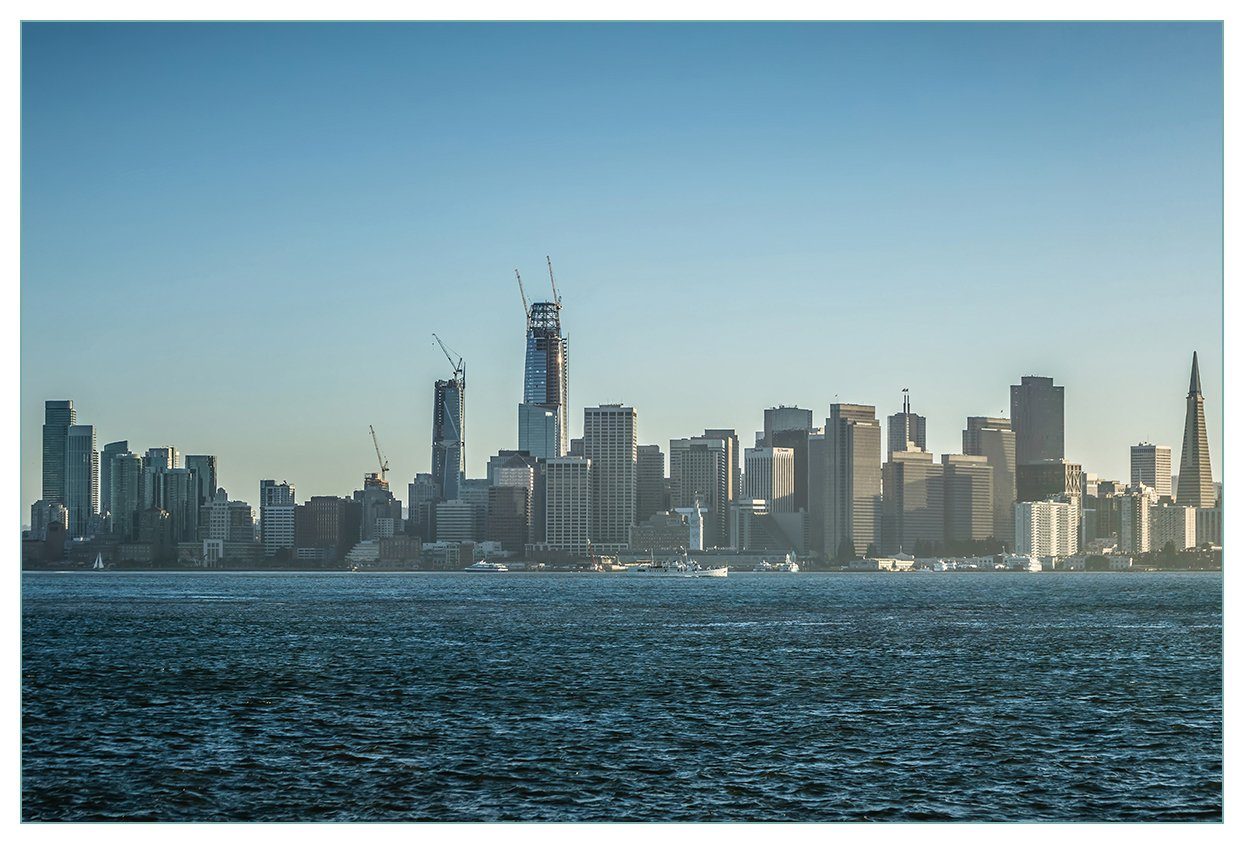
xmin=92 ymin=553 xmax=105 ymax=571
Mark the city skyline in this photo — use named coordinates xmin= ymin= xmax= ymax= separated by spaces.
xmin=20 ymin=22 xmax=1223 ymax=512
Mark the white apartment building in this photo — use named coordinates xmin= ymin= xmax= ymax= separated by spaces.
xmin=1015 ymin=499 xmax=1077 ymax=557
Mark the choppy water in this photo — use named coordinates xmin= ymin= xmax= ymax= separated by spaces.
xmin=22 ymin=571 xmax=1221 ymax=821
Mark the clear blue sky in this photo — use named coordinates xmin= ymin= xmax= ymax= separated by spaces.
xmin=21 ymin=22 xmax=1223 ymax=512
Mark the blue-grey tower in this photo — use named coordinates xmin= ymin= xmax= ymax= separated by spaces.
xmin=517 ymin=258 xmax=569 ymax=459
xmin=431 ymin=335 xmax=466 ymax=502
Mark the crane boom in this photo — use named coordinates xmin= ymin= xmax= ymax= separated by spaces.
xmin=432 ymin=333 xmax=464 ymax=378
xmin=369 ymin=424 xmax=389 ymax=483
xmin=546 ymin=255 xmax=561 ymax=307
xmin=515 ymin=269 xmax=529 ymax=317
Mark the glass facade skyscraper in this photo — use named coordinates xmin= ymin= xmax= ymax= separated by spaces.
xmin=432 ymin=377 xmax=464 ymax=502
xmin=519 ymin=300 xmax=568 ymax=459
xmin=41 ymin=400 xmax=75 ymax=504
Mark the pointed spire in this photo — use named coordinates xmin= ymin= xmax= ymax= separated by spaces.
xmin=1189 ymin=351 xmax=1202 ymax=396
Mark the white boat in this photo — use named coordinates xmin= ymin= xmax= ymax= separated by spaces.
xmin=753 ymin=559 xmax=800 ymax=573
xmin=465 ymin=561 xmax=509 ymax=572
xmin=625 ymin=552 xmax=727 ymax=578
xmin=92 ymin=553 xmax=105 ymax=571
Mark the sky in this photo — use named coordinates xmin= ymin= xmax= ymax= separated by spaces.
xmin=20 ymin=21 xmax=1223 ymax=513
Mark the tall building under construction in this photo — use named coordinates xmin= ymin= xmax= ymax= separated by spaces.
xmin=517 ymin=259 xmax=569 ymax=459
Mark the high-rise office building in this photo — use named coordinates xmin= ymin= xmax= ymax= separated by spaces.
xmin=583 ymin=405 xmax=637 ymax=547
xmin=109 ymin=451 xmax=144 ymax=540
xmin=669 ymin=435 xmax=729 ymax=547
xmin=881 ymin=447 xmax=944 ymax=554
xmin=636 ymin=445 xmax=666 ymax=524
xmin=41 ymin=400 xmax=76 ymax=504
xmin=518 ymin=403 xmax=561 ymax=459
xmin=806 ymin=430 xmax=827 ymax=554
xmin=942 ymin=454 xmax=994 ymax=543
xmin=355 ymin=474 xmax=403 ymax=541
xmin=1016 ymin=459 xmax=1082 ymax=503
xmin=293 ymin=495 xmax=360 ymax=563
xmin=1130 ymin=443 xmax=1172 ymax=500
xmin=886 ymin=390 xmax=927 ymax=455
xmin=743 ymin=447 xmax=796 ymax=513
xmin=963 ymin=416 xmax=1016 ymax=545
xmin=29 ymin=500 xmax=69 ymax=541
xmin=161 ymin=467 xmax=200 ymax=543
xmin=702 ymin=428 xmax=741 ymax=511
xmin=769 ymin=428 xmax=811 ymax=512
xmin=432 ymin=375 xmax=465 ymax=503
xmin=1010 ymin=376 xmax=1065 ymax=465
xmin=142 ymin=447 xmax=179 ymax=510
xmin=434 ymin=499 xmax=477 ymax=544
xmin=259 ymin=479 xmax=296 ymax=557
xmin=519 ymin=267 xmax=569 ymax=458
xmin=825 ymin=403 xmax=882 ymax=559
xmin=1177 ymin=352 xmax=1215 ymax=508
xmin=544 ymin=456 xmax=591 ymax=555
xmin=761 ymin=407 xmax=813 ymax=445
xmin=407 ymin=473 xmax=437 ymax=540
xmin=486 ymin=485 xmax=530 ymax=552
xmin=64 ymin=424 xmax=99 ymax=538
xmin=185 ymin=455 xmax=219 ymax=508
xmin=99 ymin=440 xmax=128 ymax=515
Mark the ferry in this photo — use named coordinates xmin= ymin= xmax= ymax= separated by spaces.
xmin=625 ymin=552 xmax=727 ymax=578
xmin=465 ymin=561 xmax=509 ymax=573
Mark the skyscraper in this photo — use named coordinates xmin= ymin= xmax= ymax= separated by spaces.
xmin=518 ymin=262 xmax=569 ymax=459
xmin=1130 ymin=443 xmax=1173 ymax=500
xmin=41 ymin=400 xmax=75 ymax=504
xmin=185 ymin=455 xmax=219 ymax=508
xmin=942 ymin=454 xmax=994 ymax=544
xmin=1010 ymin=376 xmax=1065 ymax=465
xmin=635 ymin=444 xmax=666 ymax=523
xmin=881 ymin=447 xmax=944 ymax=554
xmin=259 ymin=479 xmax=296 ymax=557
xmin=761 ymin=406 xmax=813 ymax=444
xmin=886 ymin=390 xmax=927 ymax=455
xmin=1176 ymin=352 xmax=1215 ymax=508
xmin=669 ymin=435 xmax=729 ymax=547
xmin=64 ymin=424 xmax=99 ymax=537
xmin=432 ymin=375 xmax=465 ymax=502
xmin=99 ymin=440 xmax=128 ymax=515
xmin=743 ymin=447 xmax=796 ymax=513
xmin=109 ymin=451 xmax=143 ymax=540
xmin=583 ymin=405 xmax=637 ymax=547
xmin=161 ymin=467 xmax=200 ymax=543
xmin=544 ymin=456 xmax=591 ymax=555
xmin=142 ymin=446 xmax=180 ymax=510
xmin=825 ymin=403 xmax=882 ymax=559
xmin=963 ymin=416 xmax=1017 ymax=545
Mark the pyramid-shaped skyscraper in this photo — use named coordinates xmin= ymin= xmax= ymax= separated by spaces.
xmin=1176 ymin=351 xmax=1216 ymax=508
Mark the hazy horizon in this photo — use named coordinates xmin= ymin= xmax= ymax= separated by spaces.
xmin=20 ymin=21 xmax=1223 ymax=512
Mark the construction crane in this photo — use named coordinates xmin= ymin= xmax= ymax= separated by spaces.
xmin=546 ymin=255 xmax=562 ymax=308
xmin=515 ymin=268 xmax=530 ymax=318
xmin=432 ymin=333 xmax=465 ymax=383
xmin=369 ymin=425 xmax=389 ymax=484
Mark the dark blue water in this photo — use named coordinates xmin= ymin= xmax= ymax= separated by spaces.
xmin=22 ymin=571 xmax=1221 ymax=821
